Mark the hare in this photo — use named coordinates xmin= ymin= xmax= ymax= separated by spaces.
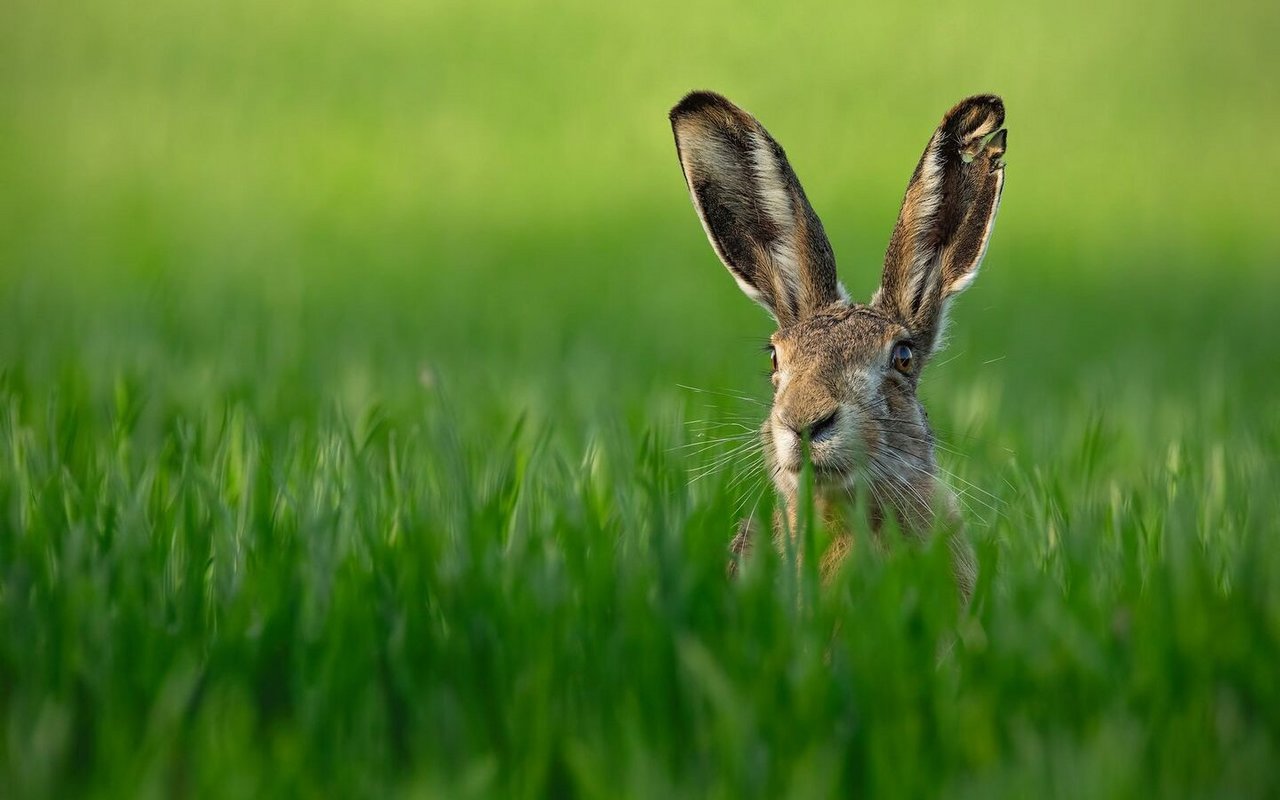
xmin=669 ymin=92 xmax=1007 ymax=597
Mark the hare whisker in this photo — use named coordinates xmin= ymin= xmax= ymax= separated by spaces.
xmin=676 ymin=384 xmax=767 ymax=407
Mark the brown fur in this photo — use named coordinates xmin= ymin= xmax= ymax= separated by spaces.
xmin=672 ymin=92 xmax=1007 ymax=600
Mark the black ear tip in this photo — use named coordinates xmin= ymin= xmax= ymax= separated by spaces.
xmin=944 ymin=94 xmax=1006 ymax=137
xmin=962 ymin=94 xmax=1005 ymax=115
xmin=670 ymin=90 xmax=736 ymax=123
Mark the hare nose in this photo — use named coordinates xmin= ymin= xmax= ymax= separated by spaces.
xmin=789 ymin=409 xmax=839 ymax=443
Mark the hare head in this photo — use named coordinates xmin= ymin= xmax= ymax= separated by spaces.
xmin=670 ymin=92 xmax=1006 ymax=567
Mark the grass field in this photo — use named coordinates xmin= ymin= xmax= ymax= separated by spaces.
xmin=3 ymin=0 xmax=1280 ymax=796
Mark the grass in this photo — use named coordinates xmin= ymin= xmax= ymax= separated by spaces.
xmin=2 ymin=0 xmax=1280 ymax=796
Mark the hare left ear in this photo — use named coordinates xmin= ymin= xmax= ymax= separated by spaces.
xmin=873 ymin=95 xmax=1007 ymax=357
xmin=670 ymin=91 xmax=844 ymax=327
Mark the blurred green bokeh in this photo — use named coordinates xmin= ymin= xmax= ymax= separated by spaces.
xmin=2 ymin=0 xmax=1277 ymax=370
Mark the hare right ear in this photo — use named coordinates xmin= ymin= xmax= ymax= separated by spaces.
xmin=874 ymin=95 xmax=1007 ymax=358
xmin=670 ymin=92 xmax=843 ymax=327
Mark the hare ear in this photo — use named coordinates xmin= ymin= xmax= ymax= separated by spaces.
xmin=874 ymin=95 xmax=1007 ymax=356
xmin=670 ymin=91 xmax=843 ymax=327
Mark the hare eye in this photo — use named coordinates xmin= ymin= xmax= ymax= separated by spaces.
xmin=891 ymin=342 xmax=913 ymax=374
xmin=768 ymin=346 xmax=779 ymax=373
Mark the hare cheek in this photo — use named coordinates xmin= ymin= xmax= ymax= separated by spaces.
xmin=767 ymin=371 xmax=794 ymax=460
xmin=773 ymin=369 xmax=792 ymax=394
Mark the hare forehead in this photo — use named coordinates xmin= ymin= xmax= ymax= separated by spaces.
xmin=775 ymin=305 xmax=903 ymax=367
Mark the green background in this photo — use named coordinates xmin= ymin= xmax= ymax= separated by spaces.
xmin=2 ymin=0 xmax=1278 ymax=796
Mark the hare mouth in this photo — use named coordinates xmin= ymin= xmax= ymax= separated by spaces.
xmin=787 ymin=462 xmax=851 ymax=483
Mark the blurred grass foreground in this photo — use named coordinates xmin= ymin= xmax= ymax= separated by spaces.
xmin=2 ymin=0 xmax=1280 ymax=796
